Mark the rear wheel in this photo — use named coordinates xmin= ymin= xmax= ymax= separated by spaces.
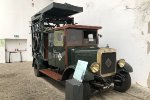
xmin=34 ymin=60 xmax=42 ymax=77
xmin=114 ymin=72 xmax=131 ymax=92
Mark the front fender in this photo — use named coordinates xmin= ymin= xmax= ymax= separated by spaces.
xmin=84 ymin=70 xmax=94 ymax=81
xmin=117 ymin=62 xmax=133 ymax=73
xmin=62 ymin=65 xmax=94 ymax=81
xmin=61 ymin=65 xmax=75 ymax=81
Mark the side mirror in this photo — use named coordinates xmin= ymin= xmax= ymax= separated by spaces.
xmin=98 ymin=34 xmax=102 ymax=38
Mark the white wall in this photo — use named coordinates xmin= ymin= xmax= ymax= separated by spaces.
xmin=0 ymin=0 xmax=54 ymax=61
xmin=55 ymin=0 xmax=150 ymax=87
xmin=0 ymin=0 xmax=150 ymax=87
xmin=0 ymin=39 xmax=5 ymax=63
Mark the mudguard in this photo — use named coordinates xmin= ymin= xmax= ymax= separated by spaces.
xmin=62 ymin=65 xmax=94 ymax=81
xmin=61 ymin=65 xmax=75 ymax=80
xmin=117 ymin=62 xmax=133 ymax=73
xmin=84 ymin=70 xmax=94 ymax=81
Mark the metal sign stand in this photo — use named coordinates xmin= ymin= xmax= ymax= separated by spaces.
xmin=65 ymin=79 xmax=90 ymax=100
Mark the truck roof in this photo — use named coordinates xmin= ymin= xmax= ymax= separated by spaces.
xmin=31 ymin=2 xmax=83 ymax=20
xmin=54 ymin=25 xmax=102 ymax=30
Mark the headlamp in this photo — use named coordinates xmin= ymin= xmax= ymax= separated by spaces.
xmin=90 ymin=62 xmax=100 ymax=73
xmin=118 ymin=59 xmax=125 ymax=68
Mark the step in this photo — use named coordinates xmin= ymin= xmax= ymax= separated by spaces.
xmin=40 ymin=69 xmax=62 ymax=80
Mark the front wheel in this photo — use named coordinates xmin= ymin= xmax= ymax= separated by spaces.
xmin=114 ymin=72 xmax=131 ymax=92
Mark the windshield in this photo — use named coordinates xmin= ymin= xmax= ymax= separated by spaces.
xmin=66 ymin=29 xmax=97 ymax=46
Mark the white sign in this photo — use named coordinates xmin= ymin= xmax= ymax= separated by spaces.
xmin=73 ymin=60 xmax=88 ymax=82
xmin=58 ymin=53 xmax=62 ymax=61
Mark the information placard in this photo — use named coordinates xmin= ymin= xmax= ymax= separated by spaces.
xmin=73 ymin=60 xmax=88 ymax=82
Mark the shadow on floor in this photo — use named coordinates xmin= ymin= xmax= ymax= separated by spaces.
xmin=40 ymin=75 xmax=114 ymax=99
xmin=40 ymin=75 xmax=65 ymax=93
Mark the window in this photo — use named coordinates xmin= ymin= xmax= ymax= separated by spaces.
xmin=57 ymin=33 xmax=63 ymax=41
xmin=83 ymin=30 xmax=97 ymax=44
xmin=49 ymin=33 xmax=54 ymax=47
xmin=67 ymin=29 xmax=97 ymax=46
xmin=83 ymin=30 xmax=96 ymax=39
xmin=54 ymin=30 xmax=64 ymax=46
xmin=88 ymin=34 xmax=94 ymax=41
xmin=67 ymin=29 xmax=83 ymax=46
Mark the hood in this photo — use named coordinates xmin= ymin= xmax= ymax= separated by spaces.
xmin=68 ymin=47 xmax=99 ymax=67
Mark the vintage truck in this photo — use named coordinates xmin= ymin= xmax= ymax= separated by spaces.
xmin=31 ymin=2 xmax=133 ymax=92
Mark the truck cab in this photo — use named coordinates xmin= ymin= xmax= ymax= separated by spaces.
xmin=48 ymin=25 xmax=100 ymax=69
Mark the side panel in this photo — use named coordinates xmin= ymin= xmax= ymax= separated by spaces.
xmin=48 ymin=30 xmax=65 ymax=69
xmin=54 ymin=47 xmax=65 ymax=69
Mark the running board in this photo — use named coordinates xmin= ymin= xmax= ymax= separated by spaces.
xmin=40 ymin=69 xmax=62 ymax=80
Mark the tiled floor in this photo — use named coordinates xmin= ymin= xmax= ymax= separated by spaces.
xmin=0 ymin=62 xmax=150 ymax=100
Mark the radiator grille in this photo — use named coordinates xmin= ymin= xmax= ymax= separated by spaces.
xmin=101 ymin=52 xmax=116 ymax=76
